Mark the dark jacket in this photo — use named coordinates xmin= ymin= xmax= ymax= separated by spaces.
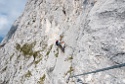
xmin=56 ymin=40 xmax=65 ymax=52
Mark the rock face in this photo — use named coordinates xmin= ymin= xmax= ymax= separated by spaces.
xmin=1 ymin=0 xmax=125 ymax=84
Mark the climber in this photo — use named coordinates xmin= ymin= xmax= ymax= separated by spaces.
xmin=56 ymin=40 xmax=65 ymax=52
xmin=56 ymin=40 xmax=60 ymax=46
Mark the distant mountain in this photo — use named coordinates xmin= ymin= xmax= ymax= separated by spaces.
xmin=0 ymin=37 xmax=3 ymax=43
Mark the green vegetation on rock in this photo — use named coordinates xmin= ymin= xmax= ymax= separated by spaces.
xmin=16 ymin=42 xmax=40 ymax=59
xmin=35 ymin=58 xmax=42 ymax=64
xmin=25 ymin=70 xmax=32 ymax=78
xmin=46 ymin=44 xmax=53 ymax=56
xmin=55 ymin=48 xmax=59 ymax=58
xmin=19 ymin=42 xmax=35 ymax=56
xmin=33 ymin=51 xmax=41 ymax=61
xmin=65 ymin=66 xmax=74 ymax=76
xmin=37 ymin=74 xmax=46 ymax=84
xmin=68 ymin=56 xmax=73 ymax=60
xmin=65 ymin=56 xmax=73 ymax=61
xmin=60 ymin=35 xmax=64 ymax=41
xmin=20 ymin=66 xmax=22 ymax=70
xmin=55 ymin=52 xmax=59 ymax=57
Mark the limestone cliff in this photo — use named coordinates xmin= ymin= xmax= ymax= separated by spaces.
xmin=1 ymin=0 xmax=125 ymax=84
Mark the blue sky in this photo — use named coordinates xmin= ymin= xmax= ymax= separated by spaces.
xmin=0 ymin=0 xmax=27 ymax=38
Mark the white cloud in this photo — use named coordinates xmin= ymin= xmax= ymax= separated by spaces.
xmin=0 ymin=17 xmax=8 ymax=29
xmin=0 ymin=16 xmax=10 ymax=37
xmin=0 ymin=0 xmax=27 ymax=37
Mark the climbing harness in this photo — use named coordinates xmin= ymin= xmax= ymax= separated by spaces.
xmin=69 ymin=62 xmax=125 ymax=79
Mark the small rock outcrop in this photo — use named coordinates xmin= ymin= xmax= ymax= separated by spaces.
xmin=1 ymin=0 xmax=125 ymax=84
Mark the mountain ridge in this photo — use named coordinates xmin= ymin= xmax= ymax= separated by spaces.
xmin=1 ymin=0 xmax=125 ymax=84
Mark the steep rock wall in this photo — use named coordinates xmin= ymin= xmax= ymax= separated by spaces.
xmin=1 ymin=0 xmax=125 ymax=84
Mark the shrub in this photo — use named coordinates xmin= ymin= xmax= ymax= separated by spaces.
xmin=46 ymin=45 xmax=53 ymax=56
xmin=16 ymin=42 xmax=40 ymax=58
xmin=37 ymin=74 xmax=46 ymax=84
xmin=65 ymin=66 xmax=74 ymax=76
xmin=25 ymin=70 xmax=32 ymax=77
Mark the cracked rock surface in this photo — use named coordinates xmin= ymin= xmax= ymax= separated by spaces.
xmin=1 ymin=0 xmax=125 ymax=84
